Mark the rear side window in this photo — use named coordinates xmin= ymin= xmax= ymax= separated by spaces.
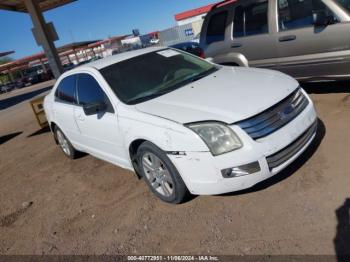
xmin=76 ymin=74 xmax=114 ymax=113
xmin=233 ymin=0 xmax=269 ymax=38
xmin=55 ymin=75 xmax=77 ymax=104
xmin=206 ymin=11 xmax=228 ymax=44
xmin=278 ymin=0 xmax=338 ymax=31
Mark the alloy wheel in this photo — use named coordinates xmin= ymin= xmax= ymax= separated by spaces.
xmin=141 ymin=152 xmax=174 ymax=197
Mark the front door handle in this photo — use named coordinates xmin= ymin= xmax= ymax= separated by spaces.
xmin=279 ymin=35 xmax=296 ymax=42
xmin=231 ymin=43 xmax=242 ymax=48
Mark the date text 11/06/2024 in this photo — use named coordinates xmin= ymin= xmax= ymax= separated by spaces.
xmin=127 ymin=255 xmax=219 ymax=261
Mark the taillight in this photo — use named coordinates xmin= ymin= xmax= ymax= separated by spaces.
xmin=200 ymin=51 xmax=205 ymax=59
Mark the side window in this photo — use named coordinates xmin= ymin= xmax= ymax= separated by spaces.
xmin=206 ymin=11 xmax=228 ymax=44
xmin=55 ymin=75 xmax=77 ymax=104
xmin=278 ymin=0 xmax=339 ymax=31
xmin=76 ymin=74 xmax=114 ymax=113
xmin=233 ymin=0 xmax=269 ymax=38
xmin=336 ymin=0 xmax=350 ymax=12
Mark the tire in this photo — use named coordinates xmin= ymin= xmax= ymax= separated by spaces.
xmin=54 ymin=126 xmax=78 ymax=159
xmin=137 ymin=142 xmax=189 ymax=204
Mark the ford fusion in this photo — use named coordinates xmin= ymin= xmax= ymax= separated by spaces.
xmin=44 ymin=47 xmax=318 ymax=204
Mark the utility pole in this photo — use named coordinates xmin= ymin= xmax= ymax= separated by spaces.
xmin=24 ymin=0 xmax=63 ymax=79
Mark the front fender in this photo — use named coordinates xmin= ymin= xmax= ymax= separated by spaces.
xmin=118 ymin=107 xmax=209 ymax=154
xmin=212 ymin=52 xmax=249 ymax=67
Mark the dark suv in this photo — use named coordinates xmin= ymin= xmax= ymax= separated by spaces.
xmin=200 ymin=0 xmax=350 ymax=81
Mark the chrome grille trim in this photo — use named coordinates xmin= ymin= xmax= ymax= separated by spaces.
xmin=237 ymin=88 xmax=309 ymax=140
xmin=266 ymin=121 xmax=317 ymax=170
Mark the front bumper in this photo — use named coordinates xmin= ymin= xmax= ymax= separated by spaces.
xmin=168 ymin=98 xmax=318 ymax=195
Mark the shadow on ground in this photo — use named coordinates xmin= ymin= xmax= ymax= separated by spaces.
xmin=27 ymin=126 xmax=50 ymax=138
xmin=221 ymin=118 xmax=326 ymax=197
xmin=26 ymin=126 xmax=88 ymax=160
xmin=334 ymin=198 xmax=350 ymax=262
xmin=303 ymin=81 xmax=350 ymax=94
xmin=0 ymin=132 xmax=22 ymax=146
xmin=0 ymin=86 xmax=52 ymax=110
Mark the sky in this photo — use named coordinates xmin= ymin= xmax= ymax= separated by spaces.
xmin=0 ymin=0 xmax=215 ymax=59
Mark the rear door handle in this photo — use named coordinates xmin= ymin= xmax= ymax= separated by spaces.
xmin=279 ymin=35 xmax=296 ymax=42
xmin=231 ymin=43 xmax=242 ymax=48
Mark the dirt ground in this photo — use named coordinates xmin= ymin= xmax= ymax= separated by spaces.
xmin=0 ymin=80 xmax=349 ymax=255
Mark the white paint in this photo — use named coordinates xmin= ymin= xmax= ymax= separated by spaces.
xmin=44 ymin=47 xmax=318 ymax=196
xmin=157 ymin=49 xmax=181 ymax=58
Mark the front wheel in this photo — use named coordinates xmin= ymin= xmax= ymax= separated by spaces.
xmin=137 ymin=142 xmax=189 ymax=204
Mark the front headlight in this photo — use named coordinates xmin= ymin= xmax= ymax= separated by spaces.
xmin=187 ymin=122 xmax=242 ymax=156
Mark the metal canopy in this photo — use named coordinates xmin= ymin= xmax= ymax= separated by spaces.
xmin=0 ymin=51 xmax=15 ymax=57
xmin=0 ymin=40 xmax=101 ymax=74
xmin=0 ymin=0 xmax=76 ymax=12
xmin=59 ymin=40 xmax=99 ymax=52
xmin=0 ymin=0 xmax=78 ymax=78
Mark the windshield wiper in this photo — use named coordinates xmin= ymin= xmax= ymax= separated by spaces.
xmin=186 ymin=67 xmax=217 ymax=83
xmin=189 ymin=74 xmax=207 ymax=82
xmin=128 ymin=93 xmax=161 ymax=105
xmin=128 ymin=89 xmax=173 ymax=105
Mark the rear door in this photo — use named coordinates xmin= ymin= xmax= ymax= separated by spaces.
xmin=229 ymin=0 xmax=279 ymax=65
xmin=275 ymin=0 xmax=350 ymax=79
xmin=73 ymin=73 xmax=127 ymax=165
xmin=202 ymin=8 xmax=231 ymax=59
xmin=53 ymin=75 xmax=81 ymax=144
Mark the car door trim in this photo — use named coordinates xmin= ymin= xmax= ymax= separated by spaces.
xmin=250 ymin=49 xmax=350 ymax=68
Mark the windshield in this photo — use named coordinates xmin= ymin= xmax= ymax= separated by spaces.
xmin=100 ymin=49 xmax=217 ymax=105
xmin=336 ymin=0 xmax=350 ymax=12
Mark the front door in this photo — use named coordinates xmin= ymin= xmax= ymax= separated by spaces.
xmin=73 ymin=73 xmax=127 ymax=166
xmin=229 ymin=0 xmax=279 ymax=66
xmin=274 ymin=0 xmax=350 ymax=79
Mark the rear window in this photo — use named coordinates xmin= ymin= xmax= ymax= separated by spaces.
xmin=206 ymin=11 xmax=228 ymax=44
xmin=55 ymin=75 xmax=77 ymax=104
xmin=233 ymin=0 xmax=269 ymax=38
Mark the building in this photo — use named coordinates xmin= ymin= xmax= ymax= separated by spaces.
xmin=0 ymin=40 xmax=101 ymax=83
xmin=88 ymin=35 xmax=127 ymax=57
xmin=174 ymin=3 xmax=216 ymax=26
xmin=158 ymin=2 xmax=219 ymax=46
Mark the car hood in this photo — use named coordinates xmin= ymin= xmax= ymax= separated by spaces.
xmin=135 ymin=66 xmax=299 ymax=124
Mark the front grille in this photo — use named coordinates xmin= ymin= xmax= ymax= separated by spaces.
xmin=266 ymin=121 xmax=317 ymax=170
xmin=237 ymin=88 xmax=309 ymax=140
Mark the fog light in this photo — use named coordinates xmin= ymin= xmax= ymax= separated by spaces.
xmin=221 ymin=162 xmax=261 ymax=178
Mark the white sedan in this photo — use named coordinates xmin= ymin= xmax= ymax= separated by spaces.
xmin=44 ymin=47 xmax=317 ymax=204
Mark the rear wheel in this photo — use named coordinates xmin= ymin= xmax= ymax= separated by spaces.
xmin=137 ymin=142 xmax=189 ymax=204
xmin=54 ymin=127 xmax=78 ymax=159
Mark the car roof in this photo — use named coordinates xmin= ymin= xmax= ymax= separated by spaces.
xmin=77 ymin=46 xmax=166 ymax=70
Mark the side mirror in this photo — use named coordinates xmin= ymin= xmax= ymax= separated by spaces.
xmin=83 ymin=102 xmax=107 ymax=116
xmin=313 ymin=10 xmax=329 ymax=27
